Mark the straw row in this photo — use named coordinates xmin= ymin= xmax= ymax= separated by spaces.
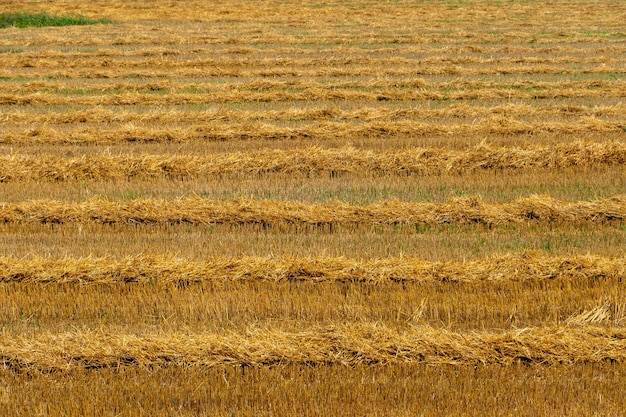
xmin=3 ymin=63 xmax=625 ymax=79
xmin=2 ymin=324 xmax=624 ymax=370
xmin=1 ymin=141 xmax=625 ymax=181
xmin=2 ymin=82 xmax=625 ymax=105
xmin=7 ymin=33 xmax=622 ymax=49
xmin=8 ymin=44 xmax=626 ymax=60
xmin=2 ymin=118 xmax=623 ymax=144
xmin=0 ymin=196 xmax=624 ymax=225
xmin=2 ymin=76 xmax=621 ymax=94
xmin=3 ymin=103 xmax=625 ymax=125
xmin=0 ymin=253 xmax=623 ymax=284
xmin=5 ymin=55 xmax=621 ymax=71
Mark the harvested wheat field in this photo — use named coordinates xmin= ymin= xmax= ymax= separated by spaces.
xmin=1 ymin=0 xmax=625 ymax=415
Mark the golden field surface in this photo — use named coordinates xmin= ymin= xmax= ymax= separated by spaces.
xmin=0 ymin=0 xmax=625 ymax=415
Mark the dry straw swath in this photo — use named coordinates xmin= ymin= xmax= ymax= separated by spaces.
xmin=1 ymin=118 xmax=623 ymax=144
xmin=0 ymin=196 xmax=624 ymax=225
xmin=2 ymin=103 xmax=625 ymax=125
xmin=0 ymin=253 xmax=623 ymax=284
xmin=1 ymin=141 xmax=625 ymax=181
xmin=3 ymin=44 xmax=625 ymax=61
xmin=1 ymin=78 xmax=620 ymax=95
xmin=2 ymin=324 xmax=624 ymax=370
xmin=2 ymin=63 xmax=625 ymax=78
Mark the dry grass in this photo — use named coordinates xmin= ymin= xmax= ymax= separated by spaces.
xmin=1 ymin=141 xmax=625 ymax=181
xmin=1 ymin=195 xmax=625 ymax=225
xmin=3 ymin=220 xmax=626 ymax=262
xmin=0 ymin=252 xmax=623 ymax=284
xmin=2 ymin=103 xmax=626 ymax=125
xmin=3 ymin=221 xmax=626 ymax=263
xmin=4 ymin=63 xmax=625 ymax=79
xmin=2 ymin=165 xmax=625 ymax=206
xmin=2 ymin=79 xmax=624 ymax=96
xmin=3 ymin=0 xmax=626 ymax=31
xmin=1 ymin=0 xmax=625 ymax=414
xmin=2 ymin=363 xmax=625 ymax=417
xmin=2 ymin=323 xmax=625 ymax=370
xmin=2 ymin=254 xmax=623 ymax=335
xmin=2 ymin=118 xmax=624 ymax=145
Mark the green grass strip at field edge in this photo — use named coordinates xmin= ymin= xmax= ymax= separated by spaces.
xmin=0 ymin=12 xmax=112 ymax=29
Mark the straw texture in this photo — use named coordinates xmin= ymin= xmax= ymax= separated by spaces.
xmin=0 ymin=253 xmax=623 ymax=284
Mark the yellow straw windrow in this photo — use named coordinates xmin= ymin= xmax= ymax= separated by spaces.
xmin=0 ymin=196 xmax=624 ymax=225
xmin=3 ymin=103 xmax=625 ymax=126
xmin=0 ymin=141 xmax=625 ymax=181
xmin=0 ymin=253 xmax=623 ymax=284
xmin=1 ymin=118 xmax=623 ymax=144
xmin=2 ymin=324 xmax=624 ymax=370
xmin=2 ymin=0 xmax=626 ymax=412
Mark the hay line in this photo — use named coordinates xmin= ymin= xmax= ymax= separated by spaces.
xmin=0 ymin=253 xmax=623 ymax=284
xmin=2 ymin=83 xmax=625 ymax=107
xmin=2 ymin=103 xmax=626 ymax=125
xmin=3 ymin=56 xmax=621 ymax=73
xmin=2 ymin=324 xmax=624 ymax=370
xmin=2 ymin=64 xmax=625 ymax=79
xmin=1 ymin=118 xmax=623 ymax=145
xmin=3 ymin=44 xmax=626 ymax=60
xmin=0 ymin=196 xmax=624 ymax=225
xmin=1 ymin=141 xmax=624 ymax=181
xmin=2 ymin=78 xmax=622 ymax=95
xmin=4 ymin=44 xmax=625 ymax=60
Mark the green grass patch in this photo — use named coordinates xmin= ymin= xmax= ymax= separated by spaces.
xmin=0 ymin=12 xmax=112 ymax=28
